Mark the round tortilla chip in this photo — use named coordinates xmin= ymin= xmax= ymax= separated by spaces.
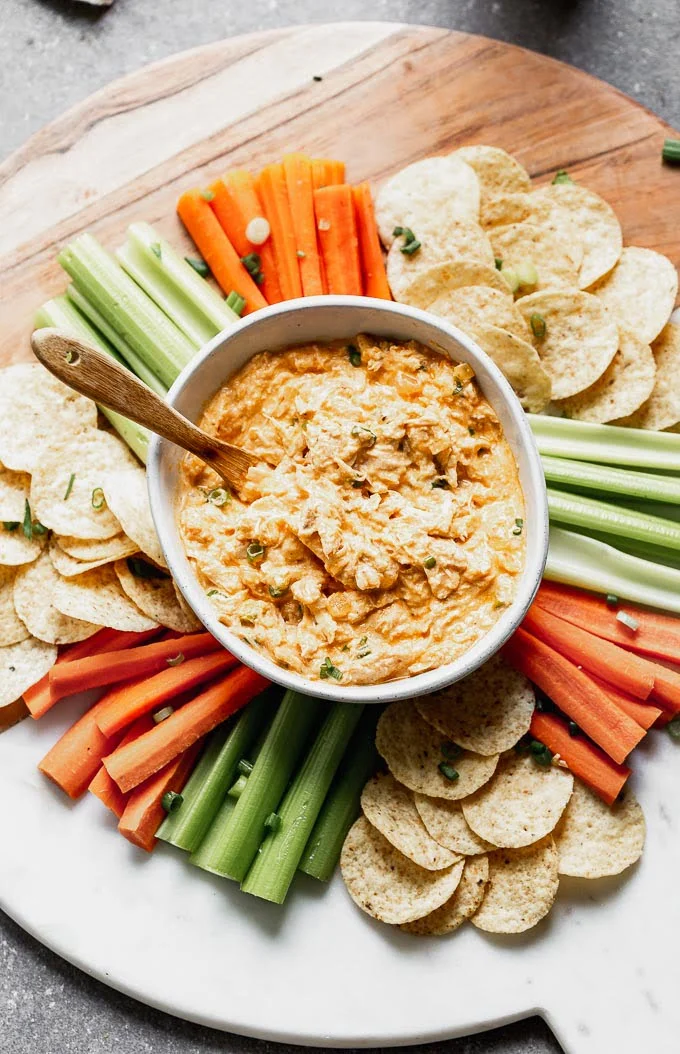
xmin=555 ymin=328 xmax=656 ymax=424
xmin=555 ymin=782 xmax=645 ymax=878
xmin=401 ymin=855 xmax=490 ymax=935
xmin=481 ymin=192 xmax=533 ymax=229
xmin=375 ymin=156 xmax=480 ymax=247
xmin=614 ymin=322 xmax=680 ymax=431
xmin=30 ymin=430 xmax=137 ymax=540
xmin=340 ymin=816 xmax=465 ymax=925
xmin=0 ymin=521 xmax=47 ymax=567
xmin=414 ymin=796 xmax=494 ymax=856
xmin=56 ymin=533 xmax=138 ymax=563
xmin=591 ymin=246 xmax=678 ymax=345
xmin=114 ymin=558 xmax=198 ymax=632
xmin=376 ymin=700 xmax=499 ymax=801
xmin=0 ymin=637 xmax=58 ymax=710
xmin=531 ymin=184 xmax=622 ymax=288
xmin=0 ymin=464 xmax=31 ymax=522
xmin=516 ymin=289 xmax=619 ymax=400
xmin=13 ymin=551 xmax=99 ymax=644
xmin=416 ymin=654 xmax=536 ymax=756
xmin=0 ymin=363 xmax=98 ymax=473
xmin=387 ymin=220 xmax=494 ymax=300
xmin=395 ymin=260 xmax=512 ymax=311
xmin=53 ymin=562 xmax=159 ymax=633
xmin=103 ymin=469 xmax=167 ymax=569
xmin=471 ymin=836 xmax=559 ymax=934
xmin=489 ymin=223 xmax=580 ymax=292
xmin=452 ymin=146 xmax=531 ymax=205
xmin=49 ymin=535 xmax=135 ymax=578
xmin=465 ymin=323 xmax=552 ymax=412
xmin=0 ymin=565 xmax=29 ymax=646
xmin=361 ymin=773 xmax=460 ymax=871
xmin=462 ymin=753 xmax=574 ymax=849
xmin=428 ymin=286 xmax=531 ymax=342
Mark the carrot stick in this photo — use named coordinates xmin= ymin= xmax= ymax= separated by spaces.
xmin=530 ymin=712 xmax=630 ymax=806
xmin=89 ymin=715 xmax=155 ymax=818
xmin=283 ymin=154 xmax=325 ymax=297
xmin=49 ymin=632 xmax=220 ymax=700
xmin=104 ymin=666 xmax=269 ymax=793
xmin=118 ymin=742 xmax=201 ymax=852
xmin=522 ymin=605 xmax=655 ymax=700
xmin=502 ymin=629 xmax=646 ymax=764
xmin=24 ymin=628 xmax=161 ymax=719
xmin=585 ymin=673 xmax=662 ymax=730
xmin=255 ymin=164 xmax=303 ymax=300
xmin=177 ymin=189 xmax=267 ymax=313
xmin=39 ymin=694 xmax=127 ymax=799
xmin=535 ymin=581 xmax=680 ymax=665
xmin=352 ymin=183 xmax=391 ymax=299
xmin=313 ymin=185 xmax=362 ymax=295
xmin=648 ymin=664 xmax=680 ymax=714
xmin=210 ymin=175 xmax=283 ymax=305
xmin=311 ymin=158 xmax=346 ymax=189
xmin=95 ymin=649 xmax=239 ymax=739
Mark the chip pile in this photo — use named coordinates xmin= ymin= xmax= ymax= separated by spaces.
xmin=376 ymin=145 xmax=679 ymax=427
xmin=0 ymin=364 xmax=200 ymax=721
xmin=341 ymin=655 xmax=646 ymax=935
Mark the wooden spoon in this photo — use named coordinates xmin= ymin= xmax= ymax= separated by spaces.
xmin=31 ymin=329 xmax=261 ymax=493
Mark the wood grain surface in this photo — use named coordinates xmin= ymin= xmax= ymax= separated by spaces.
xmin=1 ymin=21 xmax=678 ymax=373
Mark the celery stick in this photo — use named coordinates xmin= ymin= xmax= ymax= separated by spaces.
xmin=547 ymin=488 xmax=680 ymax=553
xmin=66 ymin=285 xmax=168 ymax=397
xmin=541 ymin=455 xmax=680 ymax=505
xmin=121 ymin=223 xmax=238 ymax=342
xmin=242 ymin=702 xmax=364 ymax=904
xmin=529 ymin=414 xmax=680 ymax=471
xmin=34 ymin=296 xmax=150 ymax=463
xmin=299 ymin=709 xmax=378 ymax=883
xmin=546 ymin=526 xmax=680 ymax=613
xmin=58 ymin=233 xmax=195 ymax=388
xmin=157 ymin=690 xmax=275 ymax=852
xmin=190 ymin=690 xmax=323 ymax=882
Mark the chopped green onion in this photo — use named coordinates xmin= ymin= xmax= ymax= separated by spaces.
xmin=264 ymin=812 xmax=282 ymax=832
xmin=319 ymin=657 xmax=343 ymax=681
xmin=91 ymin=487 xmax=106 ymax=511
xmin=237 ymin=758 xmax=254 ymax=776
xmin=606 ymin=593 xmax=619 ymax=607
xmin=441 ymin=741 xmax=462 ymax=760
xmin=348 ymin=345 xmax=362 ymax=367
xmin=513 ymin=517 xmax=524 ymax=536
xmin=432 ymin=477 xmax=450 ymax=490
xmin=162 ymin=791 xmax=183 ymax=813
xmin=296 ymin=250 xmax=306 ymax=259
xmin=227 ymin=774 xmax=249 ymax=799
xmin=530 ymin=313 xmax=547 ymax=341
xmin=568 ymin=721 xmax=581 ymax=738
xmin=226 ymin=291 xmax=246 ymax=316
xmin=245 ymin=217 xmax=271 ymax=245
xmin=185 ymin=256 xmax=210 ymax=277
xmin=200 ymin=189 xmax=215 ymax=201
xmin=530 ymin=739 xmax=553 ymax=766
xmin=351 ymin=424 xmax=376 ymax=446
xmin=153 ymin=705 xmax=174 ymax=724
xmin=400 ymin=238 xmax=422 ymax=256
xmin=453 ymin=379 xmax=464 ymax=395
xmin=206 ymin=588 xmax=225 ymax=598
xmin=32 ymin=522 xmax=47 ymax=536
xmin=2 ymin=522 xmax=19 ymax=532
xmin=468 ymin=427 xmax=476 ymax=436
xmin=438 ymin=762 xmax=459 ymax=781
xmin=150 ymin=242 xmax=162 ymax=259
xmin=515 ymin=260 xmax=538 ymax=288
xmin=667 ymin=716 xmax=680 ymax=741
xmin=63 ymin=473 xmax=76 ymax=501
xmin=246 ymin=541 xmax=265 ymax=564
xmin=206 ymin=487 xmax=230 ymax=507
xmin=662 ymin=139 xmax=680 ymax=164
xmin=393 ymin=226 xmax=421 ymax=255
xmin=616 ymin=610 xmax=639 ymax=632
xmin=423 ymin=555 xmax=437 ymax=570
xmin=240 ymin=252 xmax=264 ymax=285
xmin=166 ymin=653 xmax=185 ymax=667
xmin=501 ymin=268 xmax=520 ymax=294
xmin=494 ymin=257 xmax=503 ymax=270
xmin=268 ymin=584 xmax=288 ymax=598
xmin=22 ymin=500 xmax=33 ymax=541
xmin=552 ymin=169 xmax=573 ymax=184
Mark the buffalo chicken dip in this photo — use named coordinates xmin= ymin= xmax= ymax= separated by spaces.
xmin=178 ymin=335 xmax=525 ymax=684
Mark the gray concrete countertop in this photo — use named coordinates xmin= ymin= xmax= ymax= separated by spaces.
xmin=1 ymin=2 xmax=678 ymax=1052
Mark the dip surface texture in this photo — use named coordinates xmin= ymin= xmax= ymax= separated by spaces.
xmin=178 ymin=335 xmax=525 ymax=685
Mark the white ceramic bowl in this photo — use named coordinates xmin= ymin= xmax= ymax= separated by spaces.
xmin=148 ymin=296 xmax=548 ymax=703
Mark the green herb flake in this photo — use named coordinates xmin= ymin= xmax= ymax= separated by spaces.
xmin=2 ymin=521 xmax=19 ymax=532
xmin=453 ymin=379 xmax=464 ymax=396
xmin=468 ymin=427 xmax=476 ymax=437
xmin=494 ymin=257 xmax=503 ymax=270
xmin=348 ymin=345 xmax=362 ymax=367
xmin=22 ymin=499 xmax=33 ymax=541
xmin=667 ymin=716 xmax=680 ymax=741
xmin=423 ymin=556 xmax=436 ymax=570
xmin=206 ymin=487 xmax=230 ymax=507
xmin=438 ymin=762 xmax=459 ymax=782
xmin=530 ymin=313 xmax=547 ymax=341
xmin=351 ymin=423 xmax=377 ymax=446
xmin=91 ymin=487 xmax=106 ymax=511
xmin=185 ymin=256 xmax=210 ymax=277
xmin=226 ymin=291 xmax=246 ymax=316
xmin=441 ymin=741 xmax=462 ymax=761
xmin=662 ymin=139 xmax=680 ymax=164
xmin=268 ymin=584 xmax=288 ymax=599
xmin=568 ymin=721 xmax=581 ymax=738
xmin=393 ymin=225 xmax=421 ymax=256
xmin=162 ymin=791 xmax=183 ymax=814
xmin=530 ymin=739 xmax=553 ymax=766
xmin=552 ymin=169 xmax=573 ymax=185
xmin=605 ymin=593 xmax=619 ymax=608
xmin=63 ymin=473 xmax=76 ymax=501
xmin=200 ymin=189 xmax=215 ymax=201
xmin=150 ymin=242 xmax=162 ymax=259
xmin=246 ymin=541 xmax=266 ymax=564
xmin=319 ymin=657 xmax=343 ymax=681
xmin=240 ymin=251 xmax=264 ymax=285
xmin=512 ymin=517 xmax=524 ymax=536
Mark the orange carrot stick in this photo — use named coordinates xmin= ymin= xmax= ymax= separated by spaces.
xmin=49 ymin=632 xmax=220 ymax=700
xmin=586 ymin=674 xmax=663 ymax=731
xmin=283 ymin=154 xmax=325 ymax=297
xmin=89 ymin=715 xmax=155 ymax=818
xmin=313 ymin=185 xmax=362 ymax=295
xmin=535 ymin=581 xmax=680 ymax=664
xmin=210 ymin=176 xmax=282 ymax=305
xmin=255 ymin=164 xmax=303 ymax=300
xmin=352 ymin=183 xmax=391 ymax=300
xmin=118 ymin=742 xmax=201 ymax=852
xmin=311 ymin=158 xmax=346 ymax=189
xmin=530 ymin=712 xmax=630 ymax=806
xmin=502 ymin=629 xmax=646 ymax=764
xmin=39 ymin=694 xmax=127 ymax=799
xmin=25 ymin=628 xmax=161 ymax=719
xmin=104 ymin=666 xmax=269 ymax=793
xmin=522 ymin=605 xmax=655 ymax=700
xmin=648 ymin=664 xmax=680 ymax=714
xmin=177 ymin=189 xmax=267 ymax=313
xmin=95 ymin=650 xmax=239 ymax=739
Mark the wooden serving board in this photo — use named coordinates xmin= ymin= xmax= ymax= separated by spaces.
xmin=1 ymin=22 xmax=680 ymax=1054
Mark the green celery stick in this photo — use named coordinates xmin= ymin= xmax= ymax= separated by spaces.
xmin=241 ymin=702 xmax=364 ymax=904
xmin=529 ymin=413 xmax=680 ymax=471
xmin=541 ymin=455 xmax=680 ymax=506
xmin=547 ymin=488 xmax=680 ymax=553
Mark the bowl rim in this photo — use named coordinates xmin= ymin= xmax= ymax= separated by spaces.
xmin=148 ymin=295 xmax=548 ymax=703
